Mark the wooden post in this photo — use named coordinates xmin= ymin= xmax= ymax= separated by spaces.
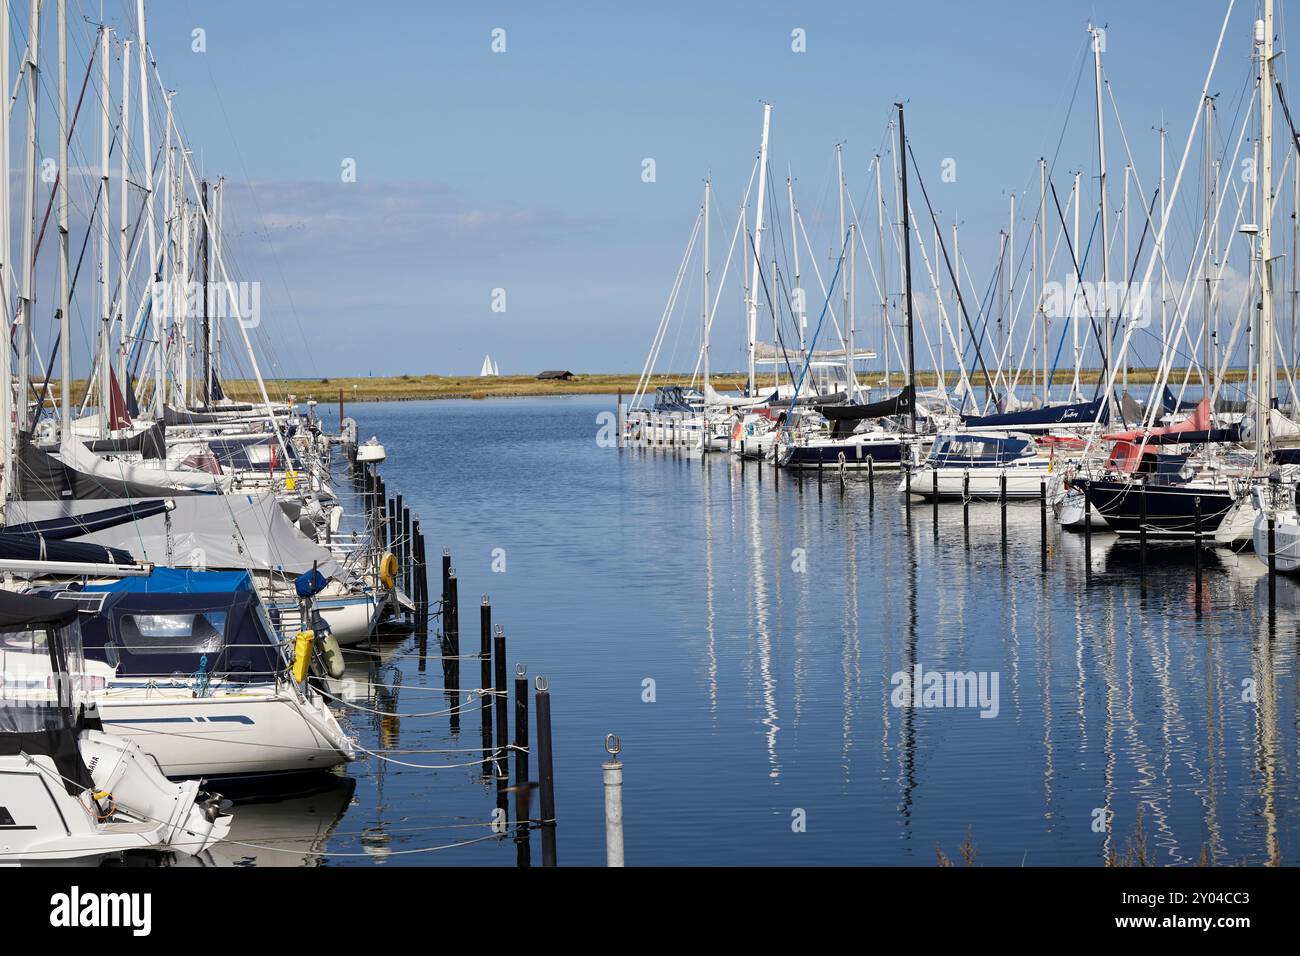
xmin=1268 ymin=514 xmax=1277 ymax=610
xmin=514 ymin=662 xmax=530 ymax=861
xmin=480 ymin=596 xmax=493 ymax=776
xmin=535 ymin=676 xmax=557 ymax=867
xmin=1194 ymin=496 xmax=1203 ymax=613
xmin=441 ymin=548 xmax=451 ymax=606
xmin=1084 ymin=490 xmax=1093 ymax=586
xmin=493 ymin=625 xmax=509 ymax=804
xmin=1039 ymin=478 xmax=1048 ymax=571
xmin=1138 ymin=483 xmax=1148 ymax=585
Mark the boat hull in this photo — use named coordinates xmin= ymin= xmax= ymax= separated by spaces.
xmin=1078 ymin=478 xmax=1235 ymax=539
xmin=904 ymin=465 xmax=1051 ymax=500
xmin=98 ymin=691 xmax=355 ymax=779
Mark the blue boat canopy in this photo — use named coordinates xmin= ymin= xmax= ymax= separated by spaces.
xmin=926 ymin=433 xmax=1036 ymax=466
xmin=81 ymin=567 xmax=254 ymax=594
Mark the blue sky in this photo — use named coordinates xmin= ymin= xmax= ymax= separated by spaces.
xmin=80 ymin=0 xmax=1277 ymax=377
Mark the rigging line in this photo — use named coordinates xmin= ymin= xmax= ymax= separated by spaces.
xmin=901 ymin=136 xmax=995 ymax=397
xmin=746 ymin=229 xmax=801 ymax=389
xmin=1048 ymin=178 xmax=1110 ymax=390
xmin=781 ymin=227 xmax=849 ymax=437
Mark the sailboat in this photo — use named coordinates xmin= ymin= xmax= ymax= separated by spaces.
xmin=778 ymin=103 xmax=923 ymax=472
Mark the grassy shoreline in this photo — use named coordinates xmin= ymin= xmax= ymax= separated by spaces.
xmin=221 ymin=368 xmax=1251 ymax=404
xmin=49 ymin=368 xmax=1256 ymax=406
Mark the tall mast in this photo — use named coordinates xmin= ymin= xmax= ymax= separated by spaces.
xmin=118 ymin=37 xmax=132 ymax=426
xmin=877 ymin=155 xmax=887 ymax=392
xmin=0 ymin=0 xmax=11 ymax=510
xmin=214 ymin=177 xmax=224 ymax=390
xmin=1039 ymin=158 xmax=1048 ymax=402
xmin=896 ymin=103 xmax=916 ymax=433
xmin=1090 ymin=24 xmax=1111 ymax=403
xmin=57 ymin=0 xmax=70 ymax=439
xmin=17 ymin=0 xmax=40 ymax=456
xmin=1070 ymin=171 xmax=1082 ymax=400
xmin=201 ymin=179 xmax=211 ymax=407
xmin=702 ymin=178 xmax=710 ymax=407
xmin=1202 ymin=96 xmax=1215 ymax=409
xmin=99 ymin=25 xmax=111 ymax=437
xmin=787 ymin=171 xmax=804 ymax=353
xmin=1257 ymin=3 xmax=1275 ymax=464
xmin=836 ymin=143 xmax=851 ymax=395
xmin=135 ymin=0 xmax=158 ymax=411
xmin=747 ymin=104 xmax=771 ymax=396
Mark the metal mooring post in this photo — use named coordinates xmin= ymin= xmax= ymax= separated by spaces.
xmin=603 ymin=734 xmax=624 ymax=867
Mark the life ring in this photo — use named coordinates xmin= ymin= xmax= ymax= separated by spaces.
xmin=379 ymin=552 xmax=398 ymax=590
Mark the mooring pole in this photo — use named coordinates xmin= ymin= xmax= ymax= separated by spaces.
xmin=514 ymin=663 xmax=530 ymax=793
xmin=535 ymin=676 xmax=557 ymax=867
xmin=441 ymin=548 xmax=451 ymax=606
xmin=1039 ymin=478 xmax=1048 ymax=572
xmin=514 ymin=663 xmax=531 ymax=868
xmin=493 ymin=625 xmax=509 ymax=804
xmin=480 ymin=596 xmax=493 ymax=776
xmin=999 ymin=471 xmax=1007 ymax=550
xmin=1268 ymin=514 xmax=1277 ymax=610
xmin=963 ymin=470 xmax=970 ymax=528
xmin=1194 ymin=497 xmax=1203 ymax=614
xmin=1084 ymin=493 xmax=1093 ymax=586
xmin=603 ymin=734 xmax=625 ymax=868
xmin=1138 ymin=483 xmax=1148 ymax=588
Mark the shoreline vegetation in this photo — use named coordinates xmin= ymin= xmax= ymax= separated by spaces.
xmin=49 ymin=368 xmax=1257 ymax=406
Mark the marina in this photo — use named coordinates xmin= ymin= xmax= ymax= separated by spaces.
xmin=0 ymin=0 xmax=1296 ymax=933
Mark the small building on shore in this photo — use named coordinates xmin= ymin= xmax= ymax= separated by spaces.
xmin=536 ymin=370 xmax=574 ymax=381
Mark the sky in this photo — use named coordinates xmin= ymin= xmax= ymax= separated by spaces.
xmin=27 ymin=0 xmax=1286 ymax=378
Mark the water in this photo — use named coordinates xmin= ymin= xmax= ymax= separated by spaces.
xmin=226 ymin=395 xmax=1299 ymax=866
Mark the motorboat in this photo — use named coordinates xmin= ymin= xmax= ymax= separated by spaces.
xmin=0 ymin=590 xmax=231 ymax=865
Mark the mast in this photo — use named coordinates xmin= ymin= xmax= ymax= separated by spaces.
xmin=1257 ymin=4 xmax=1275 ymax=465
xmin=1039 ymin=158 xmax=1048 ymax=402
xmin=836 ymin=143 xmax=851 ymax=396
xmin=877 ymin=155 xmax=888 ymax=393
xmin=17 ymin=0 xmax=40 ymax=458
xmin=99 ymin=25 xmax=111 ymax=437
xmin=1070 ymin=171 xmax=1082 ymax=400
xmin=118 ymin=38 xmax=132 ymax=425
xmin=702 ymin=177 xmax=710 ymax=412
xmin=214 ymin=177 xmax=224 ymax=391
xmin=896 ymin=103 xmax=917 ymax=433
xmin=1202 ymin=96 xmax=1215 ymax=412
xmin=135 ymin=0 xmax=158 ymax=413
xmin=1090 ymin=24 xmax=1111 ymax=406
xmin=0 ymin=0 xmax=10 ymax=510
xmin=746 ymin=104 xmax=771 ymax=396
xmin=57 ymin=0 xmax=70 ymax=440
xmin=201 ymin=179 xmax=211 ymax=408
xmin=787 ymin=172 xmax=804 ymax=353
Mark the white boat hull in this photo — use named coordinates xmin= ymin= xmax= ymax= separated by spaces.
xmin=0 ymin=729 xmax=231 ymax=866
xmin=97 ymin=690 xmax=355 ymax=778
xmin=903 ymin=464 xmax=1051 ymax=499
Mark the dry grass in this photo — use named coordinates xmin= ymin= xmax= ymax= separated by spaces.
xmin=37 ymin=365 xmax=1254 ymax=407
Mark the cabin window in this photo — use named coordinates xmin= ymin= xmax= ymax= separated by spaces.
xmin=116 ymin=612 xmax=228 ymax=655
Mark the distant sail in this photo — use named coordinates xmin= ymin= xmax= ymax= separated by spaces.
xmin=492 ymin=359 xmax=500 ymax=376
xmin=480 ymin=354 xmax=497 ymax=377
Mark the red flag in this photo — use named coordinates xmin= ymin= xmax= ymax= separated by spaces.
xmin=107 ymin=370 xmax=132 ymax=431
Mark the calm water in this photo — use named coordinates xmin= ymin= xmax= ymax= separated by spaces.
xmin=219 ymin=395 xmax=1300 ymax=866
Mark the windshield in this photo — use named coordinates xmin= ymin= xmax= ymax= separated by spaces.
xmin=0 ymin=621 xmax=88 ymax=733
